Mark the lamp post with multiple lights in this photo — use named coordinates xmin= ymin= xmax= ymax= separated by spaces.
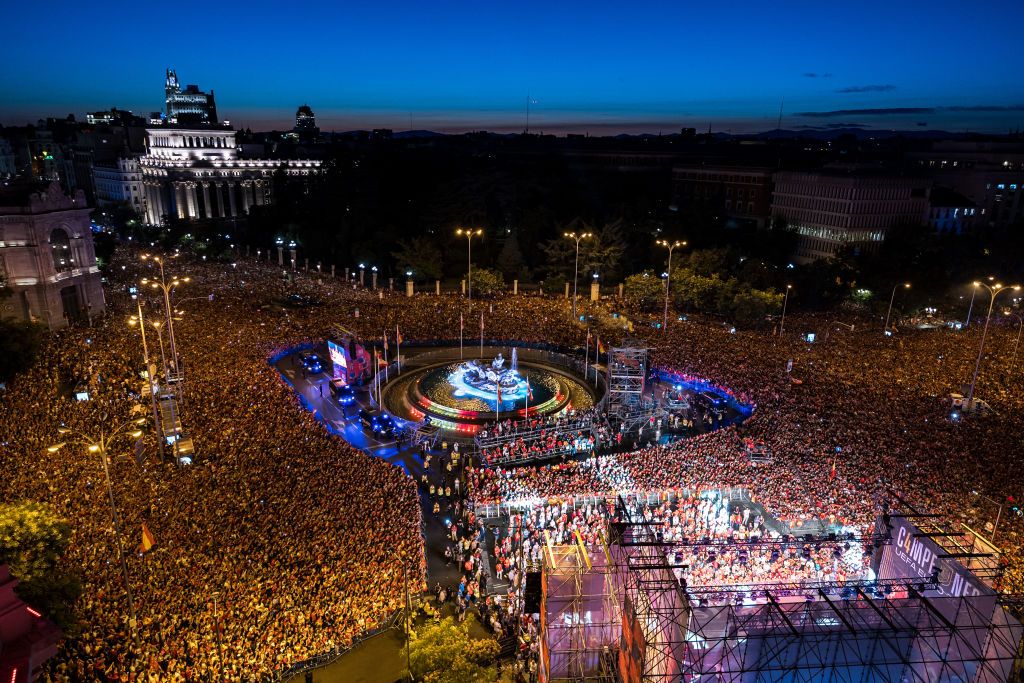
xmin=141 ymin=254 xmax=189 ymax=379
xmin=564 ymin=231 xmax=592 ymax=321
xmin=967 ymin=281 xmax=1021 ymax=406
xmin=128 ymin=297 xmax=165 ymax=462
xmin=47 ymin=415 xmax=148 ymax=649
xmin=456 ymin=228 xmax=483 ymax=304
xmin=656 ymin=239 xmax=686 ymax=332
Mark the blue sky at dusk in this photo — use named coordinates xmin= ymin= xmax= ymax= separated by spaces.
xmin=2 ymin=0 xmax=1022 ymax=134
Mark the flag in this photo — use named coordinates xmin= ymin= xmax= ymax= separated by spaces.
xmin=527 ymin=383 xmax=534 ymax=401
xmin=460 ymin=312 xmax=464 ymax=331
xmin=396 ymin=325 xmax=403 ymax=345
xmin=598 ymin=337 xmax=606 ymax=354
xmin=139 ymin=522 xmax=155 ymax=553
xmin=496 ymin=386 xmax=502 ymax=404
xmin=383 ymin=334 xmax=388 ymax=352
xmin=587 ymin=330 xmax=592 ymax=343
xmin=480 ymin=312 xmax=484 ymax=332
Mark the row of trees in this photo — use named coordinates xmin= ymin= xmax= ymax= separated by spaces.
xmin=623 ymin=267 xmax=784 ymax=327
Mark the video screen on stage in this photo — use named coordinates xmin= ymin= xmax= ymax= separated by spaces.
xmin=328 ymin=340 xmax=347 ymax=380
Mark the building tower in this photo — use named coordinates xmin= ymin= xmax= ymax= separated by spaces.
xmin=294 ymin=104 xmax=319 ymax=141
xmin=164 ymin=68 xmax=218 ymax=125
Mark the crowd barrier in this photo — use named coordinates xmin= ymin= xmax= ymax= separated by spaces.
xmin=269 ymin=608 xmax=403 ymax=682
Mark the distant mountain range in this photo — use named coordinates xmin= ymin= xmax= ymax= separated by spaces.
xmin=331 ymin=126 xmax=982 ymax=142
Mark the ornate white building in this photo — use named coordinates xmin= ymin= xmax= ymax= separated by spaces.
xmin=0 ymin=181 xmax=105 ymax=328
xmin=93 ymin=157 xmax=146 ymax=214
xmin=139 ymin=126 xmax=320 ymax=225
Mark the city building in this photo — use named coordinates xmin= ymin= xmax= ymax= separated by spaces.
xmin=909 ymin=140 xmax=1024 ymax=228
xmin=0 ymin=181 xmax=105 ymax=328
xmin=672 ymin=164 xmax=774 ymax=229
xmin=92 ymin=157 xmax=146 ymax=214
xmin=927 ymin=187 xmax=978 ymax=234
xmin=139 ymin=125 xmax=321 ymax=225
xmin=0 ymin=138 xmax=15 ymax=179
xmin=771 ymin=168 xmax=929 ymax=263
xmin=164 ymin=69 xmax=218 ymax=125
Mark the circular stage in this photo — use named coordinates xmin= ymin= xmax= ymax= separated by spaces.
xmin=382 ymin=350 xmax=597 ymax=434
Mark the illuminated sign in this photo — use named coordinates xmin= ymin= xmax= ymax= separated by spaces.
xmin=328 ymin=340 xmax=347 ymax=380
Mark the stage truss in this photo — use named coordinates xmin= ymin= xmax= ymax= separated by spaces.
xmin=606 ymin=342 xmax=648 ymax=417
xmin=537 ymin=495 xmax=1024 ymax=683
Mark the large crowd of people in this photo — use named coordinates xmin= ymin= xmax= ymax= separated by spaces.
xmin=2 ymin=246 xmax=1024 ymax=681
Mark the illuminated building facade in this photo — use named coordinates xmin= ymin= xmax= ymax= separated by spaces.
xmin=164 ymin=69 xmax=218 ymax=125
xmin=771 ymin=169 xmax=929 ymax=263
xmin=92 ymin=157 xmax=146 ymax=214
xmin=0 ymin=181 xmax=105 ymax=328
xmin=139 ymin=126 xmax=321 ymax=225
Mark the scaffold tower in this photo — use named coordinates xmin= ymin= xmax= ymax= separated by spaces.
xmin=606 ymin=340 xmax=648 ymax=416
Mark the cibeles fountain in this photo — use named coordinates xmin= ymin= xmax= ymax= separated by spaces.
xmin=381 ymin=346 xmax=600 ymax=435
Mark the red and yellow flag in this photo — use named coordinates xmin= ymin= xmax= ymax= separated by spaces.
xmin=139 ymin=522 xmax=155 ymax=553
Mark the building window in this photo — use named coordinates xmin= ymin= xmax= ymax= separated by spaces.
xmin=50 ymin=228 xmax=73 ymax=273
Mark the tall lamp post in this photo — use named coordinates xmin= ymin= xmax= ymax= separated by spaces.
xmin=141 ymin=254 xmax=189 ymax=378
xmin=656 ymin=239 xmax=686 ymax=333
xmin=564 ymin=231 xmax=592 ymax=321
xmin=780 ymin=285 xmax=793 ymax=336
xmin=47 ymin=415 xmax=148 ymax=649
xmin=128 ymin=297 xmax=165 ymax=462
xmin=883 ymin=283 xmax=911 ymax=335
xmin=967 ymin=281 xmax=1021 ymax=406
xmin=456 ymin=228 xmax=483 ymax=304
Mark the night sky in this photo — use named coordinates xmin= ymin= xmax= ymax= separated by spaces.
xmin=2 ymin=0 xmax=1022 ymax=134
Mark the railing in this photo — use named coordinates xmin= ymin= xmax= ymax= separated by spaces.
xmin=269 ymin=607 xmax=404 ymax=682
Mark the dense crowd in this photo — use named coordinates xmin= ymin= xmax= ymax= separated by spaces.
xmin=2 ymin=254 xmax=424 ymax=681
xmin=3 ymin=246 xmax=1024 ymax=681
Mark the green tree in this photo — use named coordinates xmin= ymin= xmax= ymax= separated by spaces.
xmin=0 ymin=501 xmax=79 ymax=629
xmin=409 ymin=616 xmax=500 ymax=683
xmin=729 ymin=289 xmax=784 ymax=328
xmin=623 ymin=271 xmax=666 ymax=312
xmin=0 ymin=318 xmax=46 ymax=384
xmin=393 ymin=236 xmax=445 ymax=281
xmin=469 ymin=267 xmax=506 ymax=298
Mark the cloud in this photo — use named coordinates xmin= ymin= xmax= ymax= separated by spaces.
xmin=796 ymin=104 xmax=1024 ymax=118
xmin=836 ymin=84 xmax=897 ymax=93
xmin=797 ymin=107 xmax=934 ymax=118
xmin=802 ymin=72 xmax=833 ymax=78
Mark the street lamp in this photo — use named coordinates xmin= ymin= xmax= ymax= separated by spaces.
xmin=656 ymin=239 xmax=687 ymax=333
xmin=47 ymin=415 xmax=149 ymax=650
xmin=141 ymin=254 xmax=189 ymax=379
xmin=780 ymin=285 xmax=793 ymax=336
xmin=127 ymin=297 xmax=165 ymax=462
xmin=456 ymin=228 xmax=483 ymax=304
xmin=883 ymin=283 xmax=911 ymax=335
xmin=564 ymin=231 xmax=592 ymax=321
xmin=966 ymin=281 xmax=1021 ymax=406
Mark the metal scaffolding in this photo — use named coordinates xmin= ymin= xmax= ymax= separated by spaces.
xmin=606 ymin=342 xmax=648 ymax=416
xmin=540 ymin=533 xmax=622 ymax=683
xmin=538 ymin=496 xmax=1024 ymax=682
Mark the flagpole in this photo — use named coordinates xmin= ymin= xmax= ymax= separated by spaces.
xmin=383 ymin=333 xmax=389 ymax=383
xmin=594 ymin=335 xmax=599 ymax=389
xmin=584 ymin=331 xmax=590 ymax=383
xmin=396 ymin=324 xmax=401 ymax=374
xmin=460 ymin=312 xmax=464 ymax=360
xmin=480 ymin=312 xmax=484 ymax=359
